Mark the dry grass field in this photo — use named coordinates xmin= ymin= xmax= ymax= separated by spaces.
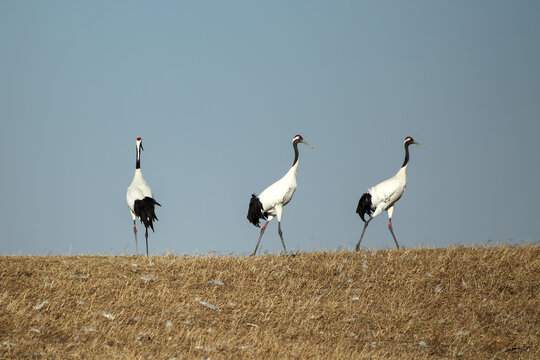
xmin=0 ymin=245 xmax=538 ymax=359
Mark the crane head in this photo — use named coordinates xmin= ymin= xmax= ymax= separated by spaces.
xmin=293 ymin=134 xmax=314 ymax=149
xmin=137 ymin=137 xmax=144 ymax=151
xmin=404 ymin=136 xmax=424 ymax=148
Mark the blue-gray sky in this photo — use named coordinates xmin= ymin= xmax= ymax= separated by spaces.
xmin=1 ymin=1 xmax=539 ymax=255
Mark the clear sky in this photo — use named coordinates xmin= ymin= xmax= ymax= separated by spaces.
xmin=1 ymin=1 xmax=539 ymax=255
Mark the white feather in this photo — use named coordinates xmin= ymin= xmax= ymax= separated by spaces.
xmin=258 ymin=161 xmax=300 ymax=220
xmin=126 ymin=169 xmax=153 ymax=215
xmin=368 ymin=164 xmax=408 ymax=218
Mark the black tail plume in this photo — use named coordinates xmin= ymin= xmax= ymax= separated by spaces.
xmin=247 ymin=194 xmax=267 ymax=227
xmin=134 ymin=197 xmax=161 ymax=231
xmin=356 ymin=193 xmax=373 ymax=223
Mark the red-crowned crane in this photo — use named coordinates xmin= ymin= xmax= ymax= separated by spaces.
xmin=126 ymin=137 xmax=161 ymax=256
xmin=247 ymin=135 xmax=313 ymax=256
xmin=355 ymin=136 xmax=423 ymax=250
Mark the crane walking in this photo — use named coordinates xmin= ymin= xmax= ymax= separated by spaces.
xmin=355 ymin=136 xmax=423 ymax=250
xmin=126 ymin=137 xmax=161 ymax=256
xmin=247 ymin=135 xmax=313 ymax=256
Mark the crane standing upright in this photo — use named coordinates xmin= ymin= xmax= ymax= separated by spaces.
xmin=247 ymin=135 xmax=313 ymax=256
xmin=126 ymin=137 xmax=161 ymax=256
xmin=355 ymin=136 xmax=423 ymax=250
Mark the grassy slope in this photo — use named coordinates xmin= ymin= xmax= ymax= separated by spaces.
xmin=0 ymin=246 xmax=538 ymax=359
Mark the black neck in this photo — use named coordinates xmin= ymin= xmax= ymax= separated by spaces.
xmin=402 ymin=143 xmax=410 ymax=167
xmin=292 ymin=140 xmax=300 ymax=167
xmin=136 ymin=146 xmax=141 ymax=169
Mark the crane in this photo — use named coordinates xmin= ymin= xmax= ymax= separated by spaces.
xmin=126 ymin=137 xmax=161 ymax=256
xmin=247 ymin=135 xmax=313 ymax=256
xmin=355 ymin=136 xmax=423 ymax=250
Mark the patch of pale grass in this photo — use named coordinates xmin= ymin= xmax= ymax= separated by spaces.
xmin=0 ymin=245 xmax=538 ymax=359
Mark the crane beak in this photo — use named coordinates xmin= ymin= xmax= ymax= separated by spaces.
xmin=140 ymin=142 xmax=144 ymax=151
xmin=412 ymin=140 xmax=424 ymax=148
xmin=301 ymin=139 xmax=314 ymax=149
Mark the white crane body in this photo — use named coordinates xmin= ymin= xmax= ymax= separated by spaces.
xmin=247 ymin=135 xmax=312 ymax=255
xmin=258 ymin=162 xmax=299 ymax=220
xmin=356 ymin=137 xmax=423 ymax=250
xmin=127 ymin=169 xmax=153 ymax=216
xmin=126 ymin=138 xmax=160 ymax=256
xmin=368 ymin=165 xmax=407 ymax=218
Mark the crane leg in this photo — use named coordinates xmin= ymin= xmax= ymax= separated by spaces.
xmin=145 ymin=227 xmax=149 ymax=257
xmin=251 ymin=221 xmax=269 ymax=256
xmin=388 ymin=219 xmax=400 ymax=249
xmin=277 ymin=221 xmax=287 ymax=255
xmin=133 ymin=220 xmax=138 ymax=255
xmin=356 ymin=218 xmax=372 ymax=251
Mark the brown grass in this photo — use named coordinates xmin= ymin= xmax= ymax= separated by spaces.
xmin=0 ymin=245 xmax=538 ymax=359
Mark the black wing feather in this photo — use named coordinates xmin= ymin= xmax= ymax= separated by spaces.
xmin=247 ymin=194 xmax=267 ymax=227
xmin=134 ymin=197 xmax=161 ymax=231
xmin=356 ymin=193 xmax=373 ymax=223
